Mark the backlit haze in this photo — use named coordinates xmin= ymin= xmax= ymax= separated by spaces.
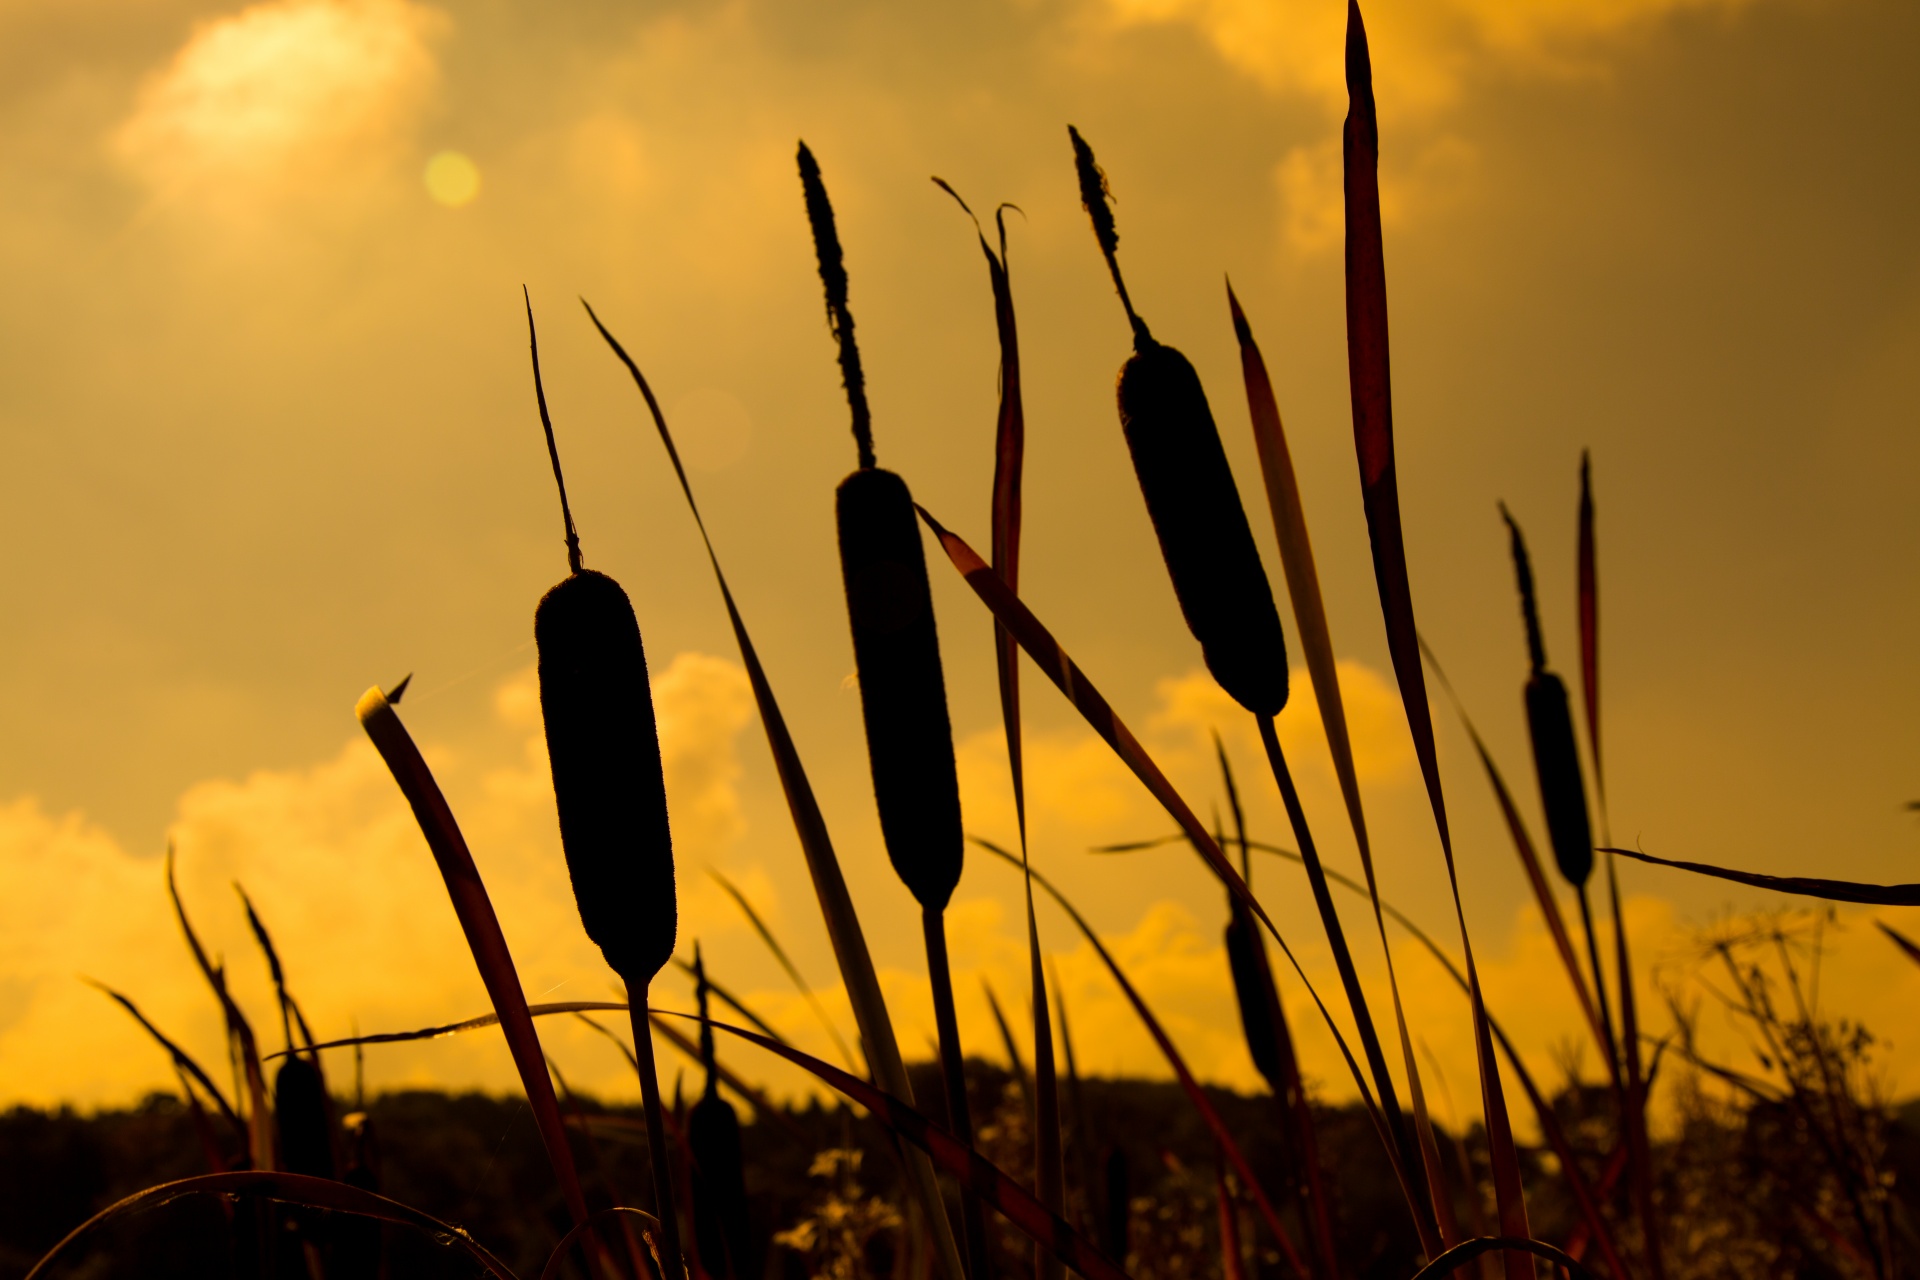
xmin=0 ymin=0 xmax=1915 ymax=1120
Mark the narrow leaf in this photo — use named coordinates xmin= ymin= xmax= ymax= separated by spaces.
xmin=355 ymin=686 xmax=589 ymax=1226
xmin=1409 ymin=1238 xmax=1599 ymax=1280
xmin=25 ymin=1172 xmax=519 ymax=1280
xmin=1577 ymin=453 xmax=1603 ymax=812
xmin=1343 ymin=7 xmax=1531 ymax=1262
xmin=1877 ymin=920 xmax=1920 ymax=967
xmin=1603 ymin=846 xmax=1920 ymax=905
xmin=86 ymin=980 xmax=244 ymax=1138
xmin=708 ymin=868 xmax=858 ymax=1070
xmin=585 ymin=301 xmax=965 ymax=1280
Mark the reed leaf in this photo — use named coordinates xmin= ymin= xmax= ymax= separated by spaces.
xmin=25 ymin=1172 xmax=519 ymax=1280
xmin=708 ymin=868 xmax=858 ymax=1070
xmin=85 ymin=979 xmax=244 ymax=1139
xmin=355 ymin=684 xmax=590 ymax=1227
xmin=1343 ymin=5 xmax=1531 ymax=1263
xmin=1878 ymin=920 xmax=1920 ymax=966
xmin=1408 ymin=1238 xmax=1599 ymax=1280
xmin=1603 ymin=846 xmax=1920 ymax=905
xmin=583 ymin=301 xmax=965 ymax=1280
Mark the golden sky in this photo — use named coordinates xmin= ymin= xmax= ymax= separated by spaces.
xmin=0 ymin=0 xmax=1915 ymax=1118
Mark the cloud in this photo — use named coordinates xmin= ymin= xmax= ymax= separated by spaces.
xmin=114 ymin=0 xmax=446 ymax=208
xmin=0 ymin=650 xmax=763 ymax=1109
xmin=1096 ymin=0 xmax=1750 ymax=251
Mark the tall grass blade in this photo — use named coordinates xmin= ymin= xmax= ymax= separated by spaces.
xmin=1052 ymin=960 xmax=1099 ymax=1237
xmin=1422 ymin=640 xmax=1612 ymax=1078
xmin=24 ymin=1172 xmax=520 ymax=1280
xmin=1602 ymin=846 xmax=1920 ymax=905
xmin=938 ymin=176 xmax=1054 ymax=1280
xmin=86 ymin=979 xmax=244 ymax=1138
xmin=669 ymin=955 xmax=792 ymax=1049
xmin=1611 ymin=856 xmax=1664 ymax=1280
xmin=1230 ymin=287 xmax=1454 ymax=1253
xmin=975 ymin=837 xmax=1312 ymax=1280
xmin=708 ymin=868 xmax=858 ymax=1070
xmin=982 ymin=978 xmax=1031 ymax=1109
xmin=355 ymin=685 xmax=590 ymax=1227
xmin=584 ymin=302 xmax=965 ymax=1280
xmin=166 ymin=847 xmax=272 ymax=1170
xmin=235 ymin=884 xmax=295 ymax=1055
xmin=1577 ymin=453 xmax=1603 ymax=817
xmin=1216 ymin=1151 xmax=1248 ymax=1280
xmin=1343 ymin=6 xmax=1531 ymax=1263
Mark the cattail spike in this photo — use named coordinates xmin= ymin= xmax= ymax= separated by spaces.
xmin=1068 ymin=125 xmax=1148 ymax=345
xmin=524 ymin=287 xmax=583 ymax=574
xmin=1501 ymin=503 xmax=1547 ymax=673
xmin=797 ymin=142 xmax=875 ymax=470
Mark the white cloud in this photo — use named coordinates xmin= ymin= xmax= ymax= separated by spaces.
xmin=114 ymin=0 xmax=447 ymax=208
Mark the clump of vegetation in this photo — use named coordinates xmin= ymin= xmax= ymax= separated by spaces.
xmin=17 ymin=1 xmax=1920 ymax=1277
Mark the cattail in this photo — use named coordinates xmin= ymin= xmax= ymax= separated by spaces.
xmin=272 ymin=1056 xmax=334 ymax=1179
xmin=798 ymin=142 xmax=964 ymax=912
xmin=523 ymin=290 xmax=682 ymax=1272
xmin=1501 ymin=505 xmax=1593 ymax=888
xmin=689 ymin=947 xmax=752 ymax=1280
xmin=1068 ymin=126 xmax=1287 ymax=718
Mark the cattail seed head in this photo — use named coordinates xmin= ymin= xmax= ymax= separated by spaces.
xmin=273 ymin=1056 xmax=334 ymax=1179
xmin=838 ymin=466 xmax=964 ymax=911
xmin=1503 ymin=506 xmax=1594 ymax=887
xmin=536 ymin=569 xmax=677 ymax=985
xmin=1224 ymin=903 xmax=1282 ymax=1091
xmin=1118 ymin=341 xmax=1289 ymax=717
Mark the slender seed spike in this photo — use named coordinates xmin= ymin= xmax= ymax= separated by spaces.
xmin=1501 ymin=503 xmax=1547 ymax=674
xmin=797 ymin=142 xmax=874 ymax=470
xmin=1067 ymin=126 xmax=1147 ymax=343
xmin=525 ymin=289 xmax=582 ymax=575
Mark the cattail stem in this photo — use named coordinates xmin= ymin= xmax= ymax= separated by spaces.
xmin=924 ymin=908 xmax=989 ymax=1280
xmin=525 ymin=289 xmax=583 ymax=575
xmin=1575 ymin=884 xmax=1620 ymax=1088
xmin=629 ymin=997 xmax=685 ymax=1278
xmin=1257 ymin=714 xmax=1442 ymax=1257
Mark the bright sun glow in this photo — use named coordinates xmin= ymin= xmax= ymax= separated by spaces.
xmin=423 ymin=149 xmax=481 ymax=206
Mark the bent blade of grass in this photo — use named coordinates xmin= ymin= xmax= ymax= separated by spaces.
xmin=708 ymin=868 xmax=858 ymax=1071
xmin=1611 ymin=856 xmax=1665 ymax=1280
xmin=1230 ymin=286 xmax=1456 ymax=1252
xmin=1410 ymin=1238 xmax=1600 ymax=1280
xmin=235 ymin=884 xmax=295 ymax=1056
xmin=355 ymin=685 xmax=589 ymax=1227
xmin=1602 ymin=845 xmax=1920 ymax=905
xmin=668 ymin=955 xmax=794 ymax=1049
xmin=25 ymin=1172 xmax=520 ymax=1280
xmin=919 ymin=508 xmax=1417 ymax=1168
xmin=1421 ymin=639 xmax=1610 ymax=1077
xmin=939 ymin=177 xmax=1058 ymax=1280
xmin=86 ymin=979 xmax=244 ymax=1139
xmin=1344 ymin=7 xmax=1530 ymax=1263
xmin=976 ymin=837 xmax=1312 ymax=1280
xmin=585 ymin=301 xmax=964 ymax=1280
xmin=166 ymin=847 xmax=272 ymax=1170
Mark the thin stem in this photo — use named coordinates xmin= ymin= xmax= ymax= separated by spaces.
xmin=1575 ymin=884 xmax=1620 ymax=1089
xmin=525 ymin=287 xmax=583 ymax=575
xmin=630 ymin=996 xmax=684 ymax=1279
xmin=924 ymin=907 xmax=989 ymax=1280
xmin=1257 ymin=714 xmax=1440 ymax=1258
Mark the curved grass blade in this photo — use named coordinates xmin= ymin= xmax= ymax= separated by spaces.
xmin=982 ymin=978 xmax=1031 ymax=1109
xmin=1422 ymin=639 xmax=1610 ymax=1077
xmin=584 ymin=301 xmax=964 ymax=1280
xmin=1611 ymin=855 xmax=1664 ymax=1280
xmin=355 ymin=685 xmax=589 ymax=1227
xmin=667 ymin=1010 xmax=1135 ymax=1280
xmin=85 ymin=979 xmax=244 ymax=1138
xmin=235 ymin=884 xmax=295 ymax=1056
xmin=165 ymin=847 xmax=272 ymax=1170
xmin=539 ymin=1207 xmax=667 ymax=1280
xmin=1343 ymin=8 xmax=1531 ymax=1262
xmin=938 ymin=177 xmax=1053 ymax=1280
xmin=25 ymin=1171 xmax=519 ymax=1280
xmin=669 ymin=955 xmax=791 ymax=1049
xmin=1410 ymin=1238 xmax=1599 ymax=1280
xmin=708 ymin=868 xmax=858 ymax=1071
xmin=975 ymin=838 xmax=1311 ymax=1280
xmin=918 ymin=507 xmax=1407 ymax=1178
xmin=1603 ymin=846 xmax=1920 ymax=905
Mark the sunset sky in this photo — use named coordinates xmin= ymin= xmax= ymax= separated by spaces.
xmin=0 ymin=0 xmax=1915 ymax=1119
